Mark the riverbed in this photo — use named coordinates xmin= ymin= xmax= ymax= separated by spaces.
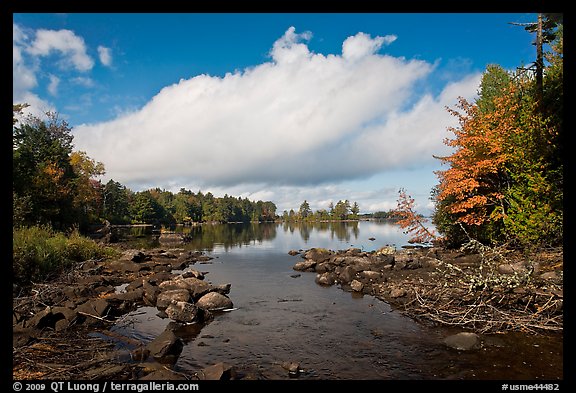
xmin=109 ymin=221 xmax=563 ymax=380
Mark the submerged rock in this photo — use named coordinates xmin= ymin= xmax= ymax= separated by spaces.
xmin=443 ymin=332 xmax=480 ymax=351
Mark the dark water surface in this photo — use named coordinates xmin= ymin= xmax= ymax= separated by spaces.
xmin=110 ymin=221 xmax=563 ymax=380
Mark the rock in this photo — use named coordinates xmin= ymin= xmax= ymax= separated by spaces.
xmin=288 ymin=250 xmax=300 ymax=256
xmin=196 ymin=292 xmax=233 ymax=311
xmin=130 ymin=346 xmax=150 ymax=361
xmin=146 ymin=329 xmax=184 ymax=364
xmin=199 ymin=362 xmax=236 ymax=380
xmin=390 ymin=288 xmax=407 ymax=298
xmin=121 ymin=250 xmax=148 ymax=263
xmin=140 ymin=368 xmax=187 ymax=380
xmin=107 ymin=288 xmax=144 ymax=303
xmin=443 ymin=332 xmax=480 ymax=351
xmin=338 ymin=266 xmax=356 ymax=284
xmin=350 ymin=279 xmax=364 ymax=292
xmin=27 ymin=306 xmax=62 ymax=330
xmin=281 ymin=361 xmax=301 ymax=377
xmin=304 ymin=248 xmax=333 ymax=263
xmin=181 ymin=269 xmax=204 ymax=280
xmin=376 ymin=246 xmax=396 ymax=255
xmin=293 ymin=260 xmax=317 ymax=272
xmin=159 ymin=233 xmax=189 ymax=245
xmin=315 ymin=262 xmax=333 ymax=274
xmin=158 ymin=279 xmax=189 ymax=292
xmin=345 ymin=248 xmax=362 ymax=255
xmin=212 ymin=283 xmax=232 ymax=295
xmin=156 ymin=289 xmax=191 ymax=310
xmin=76 ymin=298 xmax=110 ymax=319
xmin=182 ymin=277 xmax=214 ymax=300
xmin=360 ymin=270 xmax=381 ymax=281
xmin=498 ymin=262 xmax=529 ymax=275
xmin=165 ymin=301 xmax=200 ymax=323
xmin=315 ymin=272 xmax=337 ymax=286
xmin=143 ymin=281 xmax=161 ymax=305
xmin=540 ymin=271 xmax=562 ymax=283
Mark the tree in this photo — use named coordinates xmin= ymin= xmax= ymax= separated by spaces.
xmin=350 ymin=202 xmax=360 ymax=219
xmin=103 ymin=180 xmax=131 ymax=224
xmin=13 ymin=111 xmax=77 ymax=228
xmin=332 ymin=200 xmax=349 ymax=220
xmin=433 ymin=60 xmax=562 ymax=247
xmin=69 ymin=151 xmax=106 ymax=227
xmin=299 ymin=200 xmax=312 ymax=219
xmin=510 ymin=13 xmax=562 ymax=103
xmin=392 ymin=189 xmax=437 ymax=244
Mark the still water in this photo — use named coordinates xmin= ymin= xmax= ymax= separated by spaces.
xmin=111 ymin=221 xmax=563 ymax=380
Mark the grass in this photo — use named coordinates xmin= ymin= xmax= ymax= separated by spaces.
xmin=13 ymin=225 xmax=119 ymax=287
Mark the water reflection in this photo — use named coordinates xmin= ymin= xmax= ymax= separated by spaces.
xmin=113 ymin=220 xmax=403 ymax=252
xmin=282 ymin=221 xmax=361 ymax=243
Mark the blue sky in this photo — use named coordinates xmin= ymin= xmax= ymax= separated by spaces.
xmin=13 ymin=13 xmax=540 ymax=215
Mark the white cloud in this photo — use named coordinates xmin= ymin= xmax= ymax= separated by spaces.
xmin=13 ymin=23 xmax=96 ymax=117
xmin=47 ymin=74 xmax=60 ymax=96
xmin=71 ymin=76 xmax=95 ymax=88
xmin=342 ymin=32 xmax=396 ymax=61
xmin=73 ymin=27 xmax=481 ymax=214
xmin=13 ymin=24 xmax=54 ymax=118
xmin=27 ymin=28 xmax=94 ymax=71
xmin=97 ymin=45 xmax=112 ymax=66
xmin=13 ymin=24 xmax=38 ymax=99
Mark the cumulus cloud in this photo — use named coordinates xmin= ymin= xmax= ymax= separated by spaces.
xmin=342 ymin=32 xmax=396 ymax=61
xmin=13 ymin=23 xmax=99 ymax=117
xmin=27 ymin=28 xmax=94 ymax=71
xmin=13 ymin=24 xmax=54 ymax=118
xmin=98 ymin=45 xmax=112 ymax=66
xmin=73 ymin=26 xmax=480 ymax=206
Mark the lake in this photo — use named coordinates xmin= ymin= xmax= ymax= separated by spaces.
xmin=109 ymin=221 xmax=563 ymax=380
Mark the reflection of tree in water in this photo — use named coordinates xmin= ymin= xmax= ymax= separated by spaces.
xmin=281 ymin=221 xmax=360 ymax=243
xmin=179 ymin=223 xmax=277 ymax=251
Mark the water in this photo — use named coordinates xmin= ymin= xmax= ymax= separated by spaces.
xmin=110 ymin=221 xmax=563 ymax=380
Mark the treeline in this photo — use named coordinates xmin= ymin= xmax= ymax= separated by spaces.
xmin=101 ymin=184 xmax=277 ymax=226
xmin=12 ymin=107 xmax=276 ymax=232
xmin=430 ymin=14 xmax=563 ymax=248
xmin=281 ymin=199 xmax=361 ymax=221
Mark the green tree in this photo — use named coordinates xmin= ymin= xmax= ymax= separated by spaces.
xmin=103 ymin=180 xmax=132 ymax=224
xmin=432 ymin=24 xmax=562 ymax=248
xmin=299 ymin=200 xmax=312 ymax=220
xmin=13 ymin=111 xmax=77 ymax=229
xmin=350 ymin=201 xmax=360 ymax=219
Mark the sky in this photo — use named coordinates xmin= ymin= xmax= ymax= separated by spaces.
xmin=12 ymin=12 xmax=541 ymax=215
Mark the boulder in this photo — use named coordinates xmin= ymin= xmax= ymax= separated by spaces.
xmin=196 ymin=292 xmax=233 ymax=311
xmin=304 ymin=248 xmax=333 ymax=263
xmin=443 ymin=332 xmax=480 ymax=351
xmin=315 ymin=272 xmax=337 ymax=286
xmin=146 ymin=329 xmax=184 ymax=364
xmin=199 ymin=362 xmax=236 ymax=380
xmin=350 ymin=280 xmax=364 ymax=292
xmin=165 ymin=301 xmax=200 ymax=323
xmin=156 ymin=289 xmax=191 ymax=310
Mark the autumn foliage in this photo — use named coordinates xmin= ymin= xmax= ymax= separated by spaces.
xmin=432 ymin=73 xmax=562 ymax=247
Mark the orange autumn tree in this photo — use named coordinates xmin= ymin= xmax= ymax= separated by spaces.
xmin=433 ymin=78 xmax=562 ymax=247
xmin=433 ymin=19 xmax=562 ymax=248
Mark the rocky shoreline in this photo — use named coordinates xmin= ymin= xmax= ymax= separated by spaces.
xmin=13 ymin=242 xmax=563 ymax=380
xmin=290 ymin=244 xmax=563 ymax=335
xmin=13 ymin=248 xmax=237 ymax=380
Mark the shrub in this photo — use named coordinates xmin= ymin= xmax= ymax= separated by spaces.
xmin=13 ymin=225 xmax=118 ymax=286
